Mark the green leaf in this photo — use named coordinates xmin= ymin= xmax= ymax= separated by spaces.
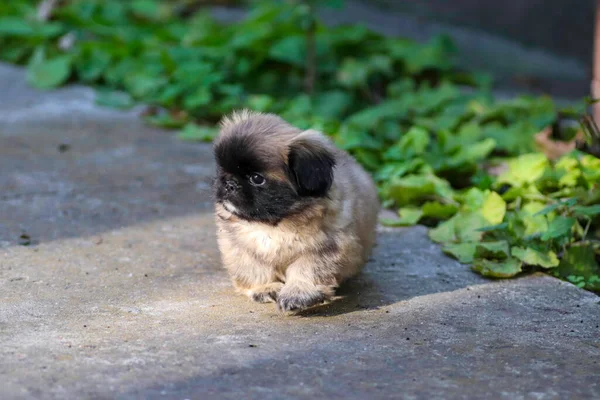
xmin=76 ymin=47 xmax=112 ymax=82
xmin=177 ymin=123 xmax=217 ymax=142
xmin=421 ymin=202 xmax=458 ymax=220
xmin=95 ymin=90 xmax=134 ymax=109
xmin=483 ymin=121 xmax=538 ymax=154
xmin=429 ymin=217 xmax=456 ymax=243
xmin=477 ymin=222 xmax=509 ymax=232
xmin=247 ymin=94 xmax=274 ymax=112
xmin=26 ymin=49 xmax=72 ymax=89
xmin=474 ymin=241 xmax=510 ymax=260
xmin=337 ymin=58 xmax=369 ymax=88
xmin=397 ymin=126 xmax=430 ymax=156
xmin=572 ymin=205 xmax=600 ymax=217
xmin=454 ymin=212 xmax=489 ymax=242
xmin=511 ymin=247 xmax=559 ymax=269
xmin=553 ymin=245 xmax=600 ymax=291
xmin=520 ymin=202 xmax=549 ymax=236
xmin=269 ymin=36 xmax=305 ymax=67
xmin=0 ymin=17 xmax=33 ymax=36
xmin=395 ymin=207 xmax=424 ymax=226
xmin=384 ymin=173 xmax=454 ymax=206
xmin=496 ymin=153 xmax=549 ymax=187
xmin=534 ymin=198 xmax=577 ymax=216
xmin=183 ymin=87 xmax=213 ymax=109
xmin=130 ymin=0 xmax=170 ymax=21
xmin=442 ymin=242 xmax=477 ymax=263
xmin=480 ymin=191 xmax=506 ymax=225
xmin=314 ymin=91 xmax=352 ymax=119
xmin=541 ymin=216 xmax=576 ymax=241
xmin=472 ymin=257 xmax=523 ymax=278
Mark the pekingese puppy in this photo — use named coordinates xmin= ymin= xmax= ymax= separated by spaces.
xmin=212 ymin=110 xmax=380 ymax=312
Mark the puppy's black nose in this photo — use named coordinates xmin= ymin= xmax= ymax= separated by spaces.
xmin=224 ymin=180 xmax=238 ymax=193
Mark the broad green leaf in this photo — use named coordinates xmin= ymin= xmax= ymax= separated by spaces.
xmin=421 ymin=201 xmax=458 ymax=220
xmin=397 ymin=126 xmax=430 ymax=156
xmin=429 ymin=217 xmax=456 ymax=243
xmin=541 ymin=216 xmax=576 ymax=241
xmin=337 ymin=58 xmax=369 ymax=88
xmin=454 ymin=212 xmax=489 ymax=242
xmin=474 ymin=241 xmax=510 ymax=260
xmin=26 ymin=50 xmax=72 ymax=90
xmin=520 ymin=202 xmax=549 ymax=235
xmin=555 ymin=156 xmax=581 ymax=187
xmin=483 ymin=121 xmax=538 ymax=154
xmin=76 ymin=47 xmax=112 ymax=82
xmin=396 ymin=207 xmax=424 ymax=226
xmin=314 ymin=91 xmax=352 ymax=119
xmin=177 ymin=123 xmax=217 ymax=142
xmin=534 ymin=198 xmax=577 ymax=216
xmin=572 ymin=205 xmax=600 ymax=217
xmin=480 ymin=191 xmax=506 ymax=225
xmin=477 ymin=222 xmax=509 ymax=232
xmin=124 ymin=73 xmax=167 ymax=98
xmin=472 ymin=257 xmax=523 ymax=278
xmin=95 ymin=90 xmax=134 ymax=109
xmin=553 ymin=245 xmax=600 ymax=291
xmin=183 ymin=87 xmax=213 ymax=109
xmin=443 ymin=242 xmax=477 ymax=264
xmin=130 ymin=0 xmax=171 ymax=21
xmin=269 ymin=36 xmax=305 ymax=67
xmin=460 ymin=188 xmax=487 ymax=211
xmin=496 ymin=153 xmax=549 ymax=187
xmin=0 ymin=17 xmax=33 ymax=36
xmin=511 ymin=247 xmax=559 ymax=269
xmin=385 ymin=173 xmax=454 ymax=206
xmin=247 ymin=94 xmax=274 ymax=112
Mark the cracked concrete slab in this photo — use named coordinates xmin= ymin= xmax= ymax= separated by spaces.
xmin=0 ymin=63 xmax=599 ymax=400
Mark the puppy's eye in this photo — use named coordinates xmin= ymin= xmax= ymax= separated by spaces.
xmin=249 ymin=173 xmax=266 ymax=186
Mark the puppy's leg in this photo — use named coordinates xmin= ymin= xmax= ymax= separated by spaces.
xmin=218 ymin=233 xmax=282 ymax=303
xmin=277 ymin=257 xmax=338 ymax=312
xmin=226 ymin=257 xmax=282 ymax=303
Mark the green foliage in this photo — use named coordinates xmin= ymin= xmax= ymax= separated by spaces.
xmin=0 ymin=0 xmax=598 ymax=291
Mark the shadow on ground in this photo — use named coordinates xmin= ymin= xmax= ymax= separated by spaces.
xmin=121 ymin=275 xmax=600 ymax=400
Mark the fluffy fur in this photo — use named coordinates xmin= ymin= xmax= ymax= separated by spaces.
xmin=213 ymin=110 xmax=380 ymax=312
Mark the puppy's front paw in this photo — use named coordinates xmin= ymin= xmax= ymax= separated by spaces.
xmin=277 ymin=285 xmax=330 ymax=312
xmin=247 ymin=282 xmax=284 ymax=303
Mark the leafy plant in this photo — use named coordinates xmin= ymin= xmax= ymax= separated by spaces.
xmin=0 ymin=0 xmax=598 ymax=291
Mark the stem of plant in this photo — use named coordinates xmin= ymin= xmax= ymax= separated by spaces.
xmin=37 ymin=0 xmax=60 ymax=21
xmin=592 ymin=0 xmax=600 ymax=122
xmin=582 ymin=217 xmax=592 ymax=241
xmin=304 ymin=2 xmax=316 ymax=95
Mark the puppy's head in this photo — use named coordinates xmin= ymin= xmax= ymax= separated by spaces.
xmin=213 ymin=110 xmax=336 ymax=224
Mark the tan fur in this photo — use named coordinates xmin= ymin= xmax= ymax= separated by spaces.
xmin=214 ymin=110 xmax=380 ymax=312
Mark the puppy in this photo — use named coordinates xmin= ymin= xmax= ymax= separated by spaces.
xmin=212 ymin=110 xmax=380 ymax=312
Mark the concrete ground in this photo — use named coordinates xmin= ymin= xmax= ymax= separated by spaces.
xmin=0 ymin=62 xmax=599 ymax=400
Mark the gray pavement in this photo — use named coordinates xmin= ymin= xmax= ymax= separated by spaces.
xmin=0 ymin=62 xmax=599 ymax=399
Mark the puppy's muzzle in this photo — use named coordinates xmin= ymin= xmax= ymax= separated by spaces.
xmin=224 ymin=180 xmax=239 ymax=194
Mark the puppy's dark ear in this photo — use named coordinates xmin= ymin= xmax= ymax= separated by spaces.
xmin=287 ymin=134 xmax=336 ymax=197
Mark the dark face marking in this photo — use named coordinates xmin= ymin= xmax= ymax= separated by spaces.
xmin=213 ymin=135 xmax=305 ymax=224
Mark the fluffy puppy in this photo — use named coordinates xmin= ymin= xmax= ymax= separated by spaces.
xmin=213 ymin=110 xmax=379 ymax=312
